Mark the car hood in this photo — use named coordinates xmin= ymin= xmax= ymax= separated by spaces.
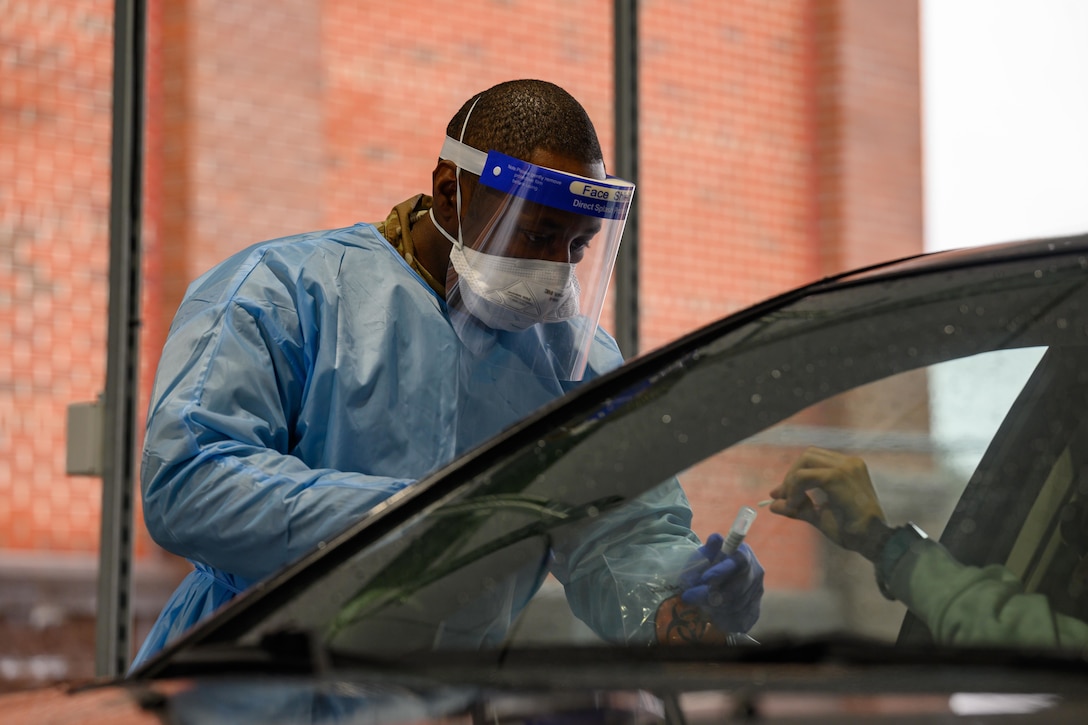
xmin=12 ymin=641 xmax=1088 ymax=724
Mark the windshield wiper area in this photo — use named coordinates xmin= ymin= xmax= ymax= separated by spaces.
xmin=145 ymin=627 xmax=398 ymax=680
xmin=342 ymin=635 xmax=1088 ymax=695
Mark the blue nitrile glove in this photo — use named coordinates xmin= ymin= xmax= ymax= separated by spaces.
xmin=678 ymin=534 xmax=764 ymax=633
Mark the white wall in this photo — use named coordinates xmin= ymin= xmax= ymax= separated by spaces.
xmin=922 ymin=0 xmax=1088 ymax=251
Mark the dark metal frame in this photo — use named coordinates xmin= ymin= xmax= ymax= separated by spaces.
xmin=98 ymin=0 xmax=146 ymax=677
xmin=613 ymin=0 xmax=640 ymax=359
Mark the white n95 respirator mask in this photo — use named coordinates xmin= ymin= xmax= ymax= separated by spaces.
xmin=442 ymin=225 xmax=582 ymax=332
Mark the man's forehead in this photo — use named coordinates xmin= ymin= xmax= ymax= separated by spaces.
xmin=525 ymin=149 xmax=606 ymax=181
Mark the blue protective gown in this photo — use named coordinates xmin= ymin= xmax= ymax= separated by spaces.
xmin=132 ymin=222 xmax=700 ymax=668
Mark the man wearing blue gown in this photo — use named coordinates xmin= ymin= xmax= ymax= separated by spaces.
xmin=132 ymin=79 xmax=764 ymax=667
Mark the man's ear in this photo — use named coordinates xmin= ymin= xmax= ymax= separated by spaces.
xmin=431 ymin=160 xmax=460 ymax=229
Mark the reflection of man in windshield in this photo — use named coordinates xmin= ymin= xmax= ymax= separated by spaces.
xmin=768 ymin=447 xmax=1088 ymax=648
xmin=134 ymin=79 xmax=763 ymax=668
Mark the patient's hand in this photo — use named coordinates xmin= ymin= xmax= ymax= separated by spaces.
xmin=767 ymin=447 xmax=888 ymax=555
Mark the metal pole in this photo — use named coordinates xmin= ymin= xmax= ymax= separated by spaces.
xmin=613 ymin=0 xmax=640 ymax=358
xmin=97 ymin=0 xmax=146 ymax=677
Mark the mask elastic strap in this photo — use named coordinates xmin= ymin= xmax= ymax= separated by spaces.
xmin=452 ymin=96 xmax=481 ymax=238
xmin=430 ymin=95 xmax=483 ymax=251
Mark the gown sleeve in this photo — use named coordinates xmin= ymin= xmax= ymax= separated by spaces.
xmin=141 ymin=250 xmax=412 ymax=584
xmin=546 ymin=327 xmax=724 ymax=644
xmin=548 ymin=478 xmax=702 ymax=644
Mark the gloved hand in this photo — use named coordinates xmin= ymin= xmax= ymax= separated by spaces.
xmin=678 ymin=534 xmax=764 ymax=633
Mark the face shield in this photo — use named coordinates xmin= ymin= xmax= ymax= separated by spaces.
xmin=433 ymin=135 xmax=634 ymax=381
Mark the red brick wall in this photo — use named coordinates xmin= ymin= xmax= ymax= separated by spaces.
xmin=815 ymin=0 xmax=923 ymax=275
xmin=320 ymin=2 xmax=616 ymax=235
xmin=2 ymin=0 xmax=922 ymax=672
xmin=1 ymin=0 xmax=114 ymax=552
xmin=640 ymin=1 xmax=819 ymax=350
xmin=148 ymin=0 xmax=920 ymax=355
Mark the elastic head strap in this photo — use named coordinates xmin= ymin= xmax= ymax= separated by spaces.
xmin=439 ymin=136 xmax=487 ymax=175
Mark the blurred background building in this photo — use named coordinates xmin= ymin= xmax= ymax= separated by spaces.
xmin=0 ymin=0 xmax=922 ymax=687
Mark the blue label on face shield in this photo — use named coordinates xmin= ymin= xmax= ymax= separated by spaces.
xmin=479 ymin=151 xmax=634 ymax=220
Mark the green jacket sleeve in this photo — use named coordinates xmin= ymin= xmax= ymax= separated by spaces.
xmin=885 ymin=538 xmax=1088 ymax=651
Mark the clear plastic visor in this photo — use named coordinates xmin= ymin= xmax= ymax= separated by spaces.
xmin=442 ymin=137 xmax=634 ymax=381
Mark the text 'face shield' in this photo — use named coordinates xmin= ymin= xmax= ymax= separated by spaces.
xmin=442 ymin=137 xmax=634 ymax=381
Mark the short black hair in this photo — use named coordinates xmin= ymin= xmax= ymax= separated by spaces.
xmin=447 ymin=79 xmax=603 ymax=166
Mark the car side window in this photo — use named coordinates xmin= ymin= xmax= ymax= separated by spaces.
xmin=677 ymin=346 xmax=1049 ymax=644
xmin=908 ymin=344 xmax=1088 ymax=644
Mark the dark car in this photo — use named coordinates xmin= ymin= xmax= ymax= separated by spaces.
xmin=10 ymin=233 xmax=1088 ymax=723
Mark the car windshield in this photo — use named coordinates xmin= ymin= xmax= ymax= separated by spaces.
xmin=155 ymin=235 xmax=1088 ymax=668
